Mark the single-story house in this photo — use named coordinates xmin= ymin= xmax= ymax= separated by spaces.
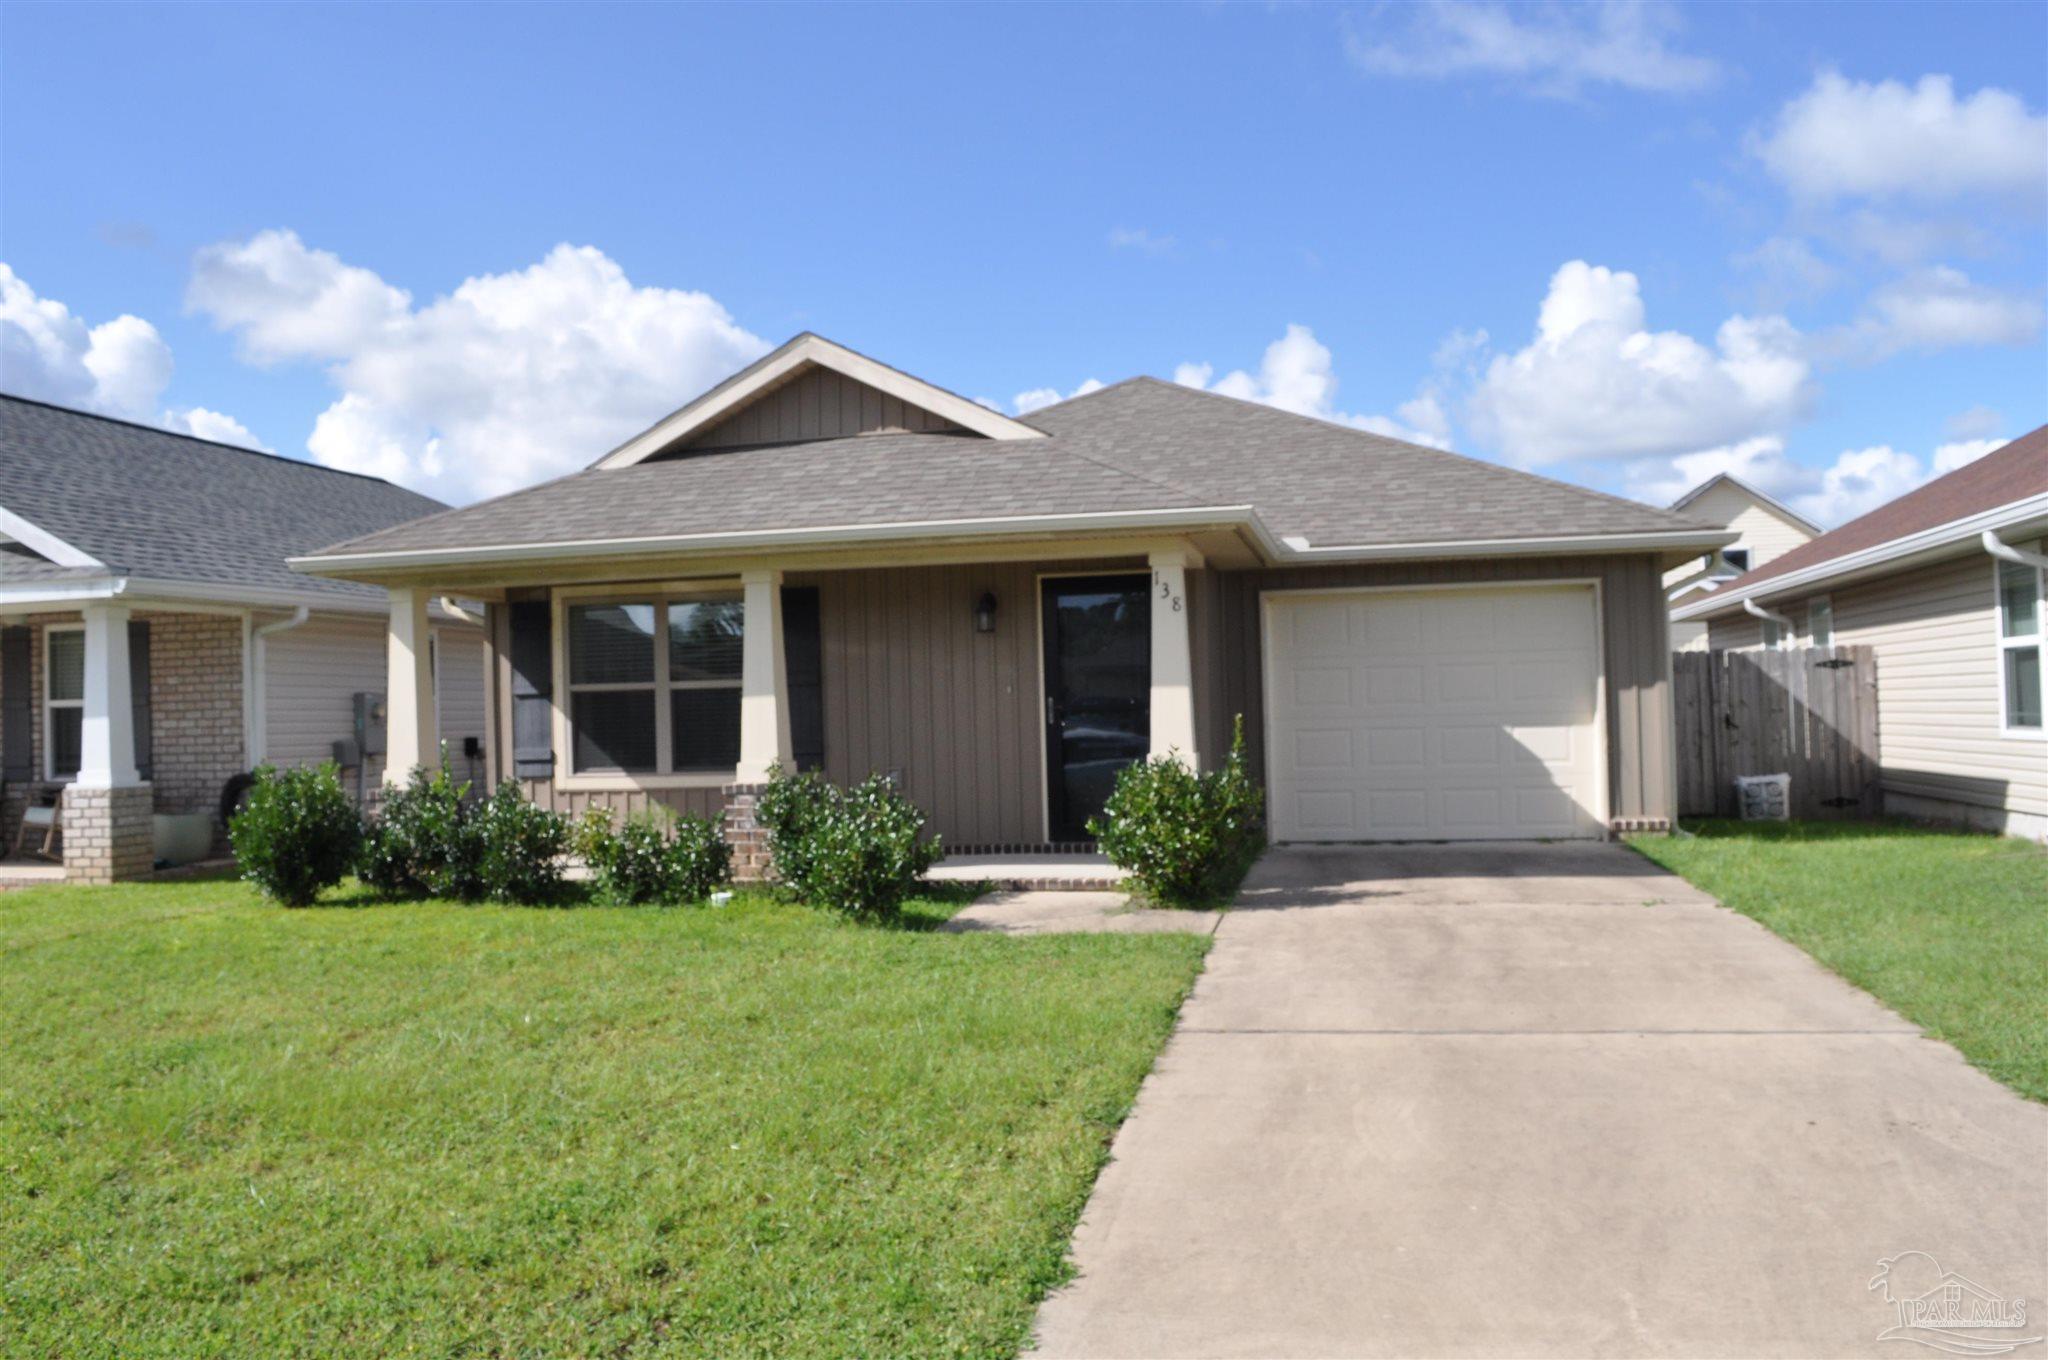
xmin=1664 ymin=473 xmax=1820 ymax=653
xmin=0 ymin=395 xmax=488 ymax=882
xmin=293 ymin=334 xmax=1732 ymax=863
xmin=1675 ymin=424 xmax=2047 ymax=841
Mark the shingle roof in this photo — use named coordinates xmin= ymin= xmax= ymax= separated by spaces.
xmin=1701 ymin=424 xmax=2048 ymax=600
xmin=0 ymin=394 xmax=451 ymax=602
xmin=313 ymin=377 xmax=1715 ymax=560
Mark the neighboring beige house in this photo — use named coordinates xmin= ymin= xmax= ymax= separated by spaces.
xmin=0 ymin=396 xmax=488 ymax=882
xmin=1676 ymin=425 xmax=2047 ymax=841
xmin=1663 ymin=473 xmax=1821 ymax=652
xmin=294 ymin=333 xmax=1732 ymax=866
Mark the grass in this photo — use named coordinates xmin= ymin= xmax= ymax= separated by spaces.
xmin=0 ymin=879 xmax=1209 ymax=1358
xmin=1628 ymin=819 xmax=2048 ymax=1102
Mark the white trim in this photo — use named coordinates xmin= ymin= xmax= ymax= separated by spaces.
xmin=1992 ymin=548 xmax=2046 ymax=740
xmin=41 ymin=623 xmax=84 ymax=782
xmin=0 ymin=503 xmax=102 ymax=568
xmin=293 ymin=506 xmax=1733 ymax=577
xmin=0 ymin=574 xmax=480 ymax=621
xmin=1256 ymin=579 xmax=1612 ymax=843
xmin=592 ymin=333 xmax=1046 ymax=470
xmin=1676 ymin=492 xmax=2048 ymax=622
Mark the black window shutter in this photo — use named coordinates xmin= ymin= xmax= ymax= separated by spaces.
xmin=128 ymin=620 xmax=153 ymax=782
xmin=507 ymin=601 xmax=555 ymax=778
xmin=782 ymin=586 xmax=825 ymax=773
xmin=1 ymin=626 xmax=30 ymax=781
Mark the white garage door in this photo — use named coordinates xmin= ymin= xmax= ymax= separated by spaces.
xmin=1265 ymin=586 xmax=1606 ymax=841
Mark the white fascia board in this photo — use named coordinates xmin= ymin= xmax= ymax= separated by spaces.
xmin=0 ymin=573 xmax=470 ymax=622
xmin=294 ymin=506 xmax=1277 ymax=574
xmin=0 ymin=576 xmax=125 ymax=610
xmin=593 ymin=333 xmax=1045 ymax=470
xmin=0 ymin=503 xmax=103 ymax=568
xmin=293 ymin=512 xmax=1731 ymax=579
xmin=1673 ymin=492 xmax=2048 ymax=622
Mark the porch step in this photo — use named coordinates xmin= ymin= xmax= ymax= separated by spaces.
xmin=925 ymin=853 xmax=1130 ymax=894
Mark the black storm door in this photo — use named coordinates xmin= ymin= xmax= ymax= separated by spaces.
xmin=1041 ymin=575 xmax=1150 ymax=842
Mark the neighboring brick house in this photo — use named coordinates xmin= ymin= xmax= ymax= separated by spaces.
xmin=0 ymin=395 xmax=487 ymax=882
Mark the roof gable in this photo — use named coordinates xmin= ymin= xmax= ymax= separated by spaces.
xmin=1669 ymin=472 xmax=1823 ymax=537
xmin=593 ymin=333 xmax=1045 ymax=468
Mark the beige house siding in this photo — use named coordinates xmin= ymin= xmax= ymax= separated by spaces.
xmin=1707 ymin=546 xmax=2047 ymax=837
xmin=1663 ymin=486 xmax=1814 ymax=590
xmin=681 ymin=366 xmax=969 ymax=451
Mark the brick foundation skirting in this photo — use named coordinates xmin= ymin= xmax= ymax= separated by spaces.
xmin=720 ymin=783 xmax=773 ymax=883
xmin=63 ymin=783 xmax=155 ymax=884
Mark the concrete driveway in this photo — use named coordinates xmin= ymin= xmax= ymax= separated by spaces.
xmin=1030 ymin=843 xmax=2048 ymax=1359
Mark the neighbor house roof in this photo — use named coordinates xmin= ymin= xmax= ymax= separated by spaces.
xmin=0 ymin=394 xmax=452 ymax=608
xmin=302 ymin=367 xmax=1728 ymax=573
xmin=1668 ymin=471 xmax=1824 ymax=536
xmin=1674 ymin=424 xmax=2048 ymax=620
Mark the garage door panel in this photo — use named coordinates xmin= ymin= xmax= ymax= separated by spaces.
xmin=1267 ymin=586 xmax=1604 ymax=842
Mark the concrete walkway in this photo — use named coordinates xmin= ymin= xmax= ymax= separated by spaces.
xmin=942 ymin=890 xmax=1221 ymax=937
xmin=1030 ymin=843 xmax=2048 ymax=1359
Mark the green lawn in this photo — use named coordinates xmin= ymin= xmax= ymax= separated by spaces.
xmin=0 ymin=880 xmax=1208 ymax=1358
xmin=1628 ymin=819 xmax=2048 ymax=1102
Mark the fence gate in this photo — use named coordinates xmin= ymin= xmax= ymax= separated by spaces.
xmin=1673 ymin=645 xmax=1881 ymax=820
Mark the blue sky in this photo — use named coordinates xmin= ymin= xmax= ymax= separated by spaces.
xmin=3 ymin=1 xmax=2043 ymax=522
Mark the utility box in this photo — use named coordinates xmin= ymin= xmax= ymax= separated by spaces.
xmin=353 ymin=691 xmax=387 ymax=758
xmin=1735 ymin=773 xmax=1791 ymax=822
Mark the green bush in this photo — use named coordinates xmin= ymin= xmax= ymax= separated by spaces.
xmin=471 ymin=781 xmax=572 ymax=905
xmin=359 ymin=765 xmax=481 ymax=901
xmin=573 ymin=807 xmax=733 ymax=906
xmin=1089 ymin=716 xmax=1265 ymax=908
xmin=228 ymin=763 xmax=364 ymax=907
xmin=756 ymin=766 xmax=942 ymax=920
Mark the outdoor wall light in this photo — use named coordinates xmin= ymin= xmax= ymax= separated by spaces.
xmin=974 ymin=591 xmax=998 ymax=634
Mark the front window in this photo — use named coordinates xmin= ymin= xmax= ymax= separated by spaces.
xmin=1807 ymin=598 xmax=1833 ymax=650
xmin=566 ymin=596 xmax=744 ymax=774
xmin=44 ymin=626 xmax=84 ymax=779
xmin=1997 ymin=557 xmax=2044 ymax=732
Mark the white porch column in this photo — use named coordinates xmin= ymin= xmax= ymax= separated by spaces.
xmin=77 ymin=602 xmax=140 ymax=788
xmin=1148 ymin=549 xmax=1199 ymax=768
xmin=384 ymin=586 xmax=437 ymax=785
xmin=737 ymin=569 xmax=792 ymax=781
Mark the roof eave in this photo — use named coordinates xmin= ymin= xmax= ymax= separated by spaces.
xmin=1673 ymin=492 xmax=2048 ymax=622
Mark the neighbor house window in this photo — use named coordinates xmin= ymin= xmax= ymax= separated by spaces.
xmin=1807 ymin=597 xmax=1833 ymax=649
xmin=1721 ymin=547 xmax=1750 ymax=573
xmin=1997 ymin=557 xmax=2043 ymax=732
xmin=1760 ymin=616 xmax=1784 ymax=650
xmin=566 ymin=596 xmax=744 ymax=774
xmin=43 ymin=625 xmax=84 ymax=780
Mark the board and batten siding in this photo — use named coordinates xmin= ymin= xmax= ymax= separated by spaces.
xmin=680 ymin=367 xmax=969 ymax=452
xmin=1707 ymin=546 xmax=2047 ymax=836
xmin=1194 ymin=554 xmax=1678 ymax=828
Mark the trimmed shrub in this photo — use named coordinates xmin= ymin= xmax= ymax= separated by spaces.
xmin=472 ymin=781 xmax=572 ymax=905
xmin=359 ymin=765 xmax=481 ymax=901
xmin=1089 ymin=715 xmax=1265 ymax=909
xmin=229 ymin=762 xmax=363 ymax=908
xmin=755 ymin=766 xmax=942 ymax=920
xmin=573 ymin=807 xmax=733 ymax=905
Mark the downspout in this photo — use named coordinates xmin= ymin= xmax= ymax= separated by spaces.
xmin=1982 ymin=529 xmax=2048 ymax=571
xmin=1743 ymin=597 xmax=1794 ymax=648
xmin=249 ymin=607 xmax=310 ymax=764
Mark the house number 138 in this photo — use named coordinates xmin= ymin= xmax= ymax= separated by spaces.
xmin=1154 ymin=575 xmax=1182 ymax=611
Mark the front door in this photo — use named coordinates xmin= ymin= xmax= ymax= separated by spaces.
xmin=1042 ymin=574 xmax=1150 ymax=842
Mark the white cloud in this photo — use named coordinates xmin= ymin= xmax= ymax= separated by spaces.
xmin=186 ymin=231 xmax=771 ymax=502
xmin=1751 ymin=71 xmax=2048 ymax=204
xmin=1346 ymin=0 xmax=1717 ymax=97
xmin=1174 ymin=324 xmax=1453 ymax=448
xmin=1 ymin=263 xmax=173 ymax=420
xmin=1107 ymin=227 xmax=1176 ymax=255
xmin=1835 ymin=266 xmax=2042 ymax=358
xmin=1627 ymin=430 xmax=2010 ymax=528
xmin=167 ymin=406 xmax=270 ymax=451
xmin=1012 ymin=379 xmax=1105 ymax=415
xmin=1467 ymin=260 xmax=1811 ymax=465
xmin=1731 ymin=235 xmax=1840 ymax=307
xmin=1946 ymin=405 xmax=2003 ymax=440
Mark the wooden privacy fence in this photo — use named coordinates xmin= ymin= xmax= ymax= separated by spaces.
xmin=1673 ymin=645 xmax=1881 ymax=820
